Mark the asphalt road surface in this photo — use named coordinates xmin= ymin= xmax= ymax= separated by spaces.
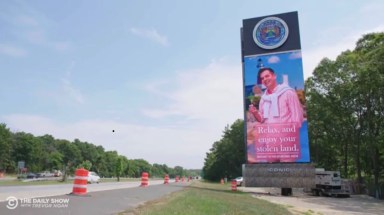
xmin=0 ymin=180 xmax=168 ymax=202
xmin=0 ymin=181 xmax=189 ymax=215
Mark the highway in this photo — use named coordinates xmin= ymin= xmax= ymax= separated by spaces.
xmin=0 ymin=179 xmax=168 ymax=202
xmin=0 ymin=179 xmax=188 ymax=215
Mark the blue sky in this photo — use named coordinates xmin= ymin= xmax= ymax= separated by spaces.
xmin=1 ymin=0 xmax=383 ymax=169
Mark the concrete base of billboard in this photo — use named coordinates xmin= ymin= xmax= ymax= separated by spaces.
xmin=242 ymin=163 xmax=315 ymax=188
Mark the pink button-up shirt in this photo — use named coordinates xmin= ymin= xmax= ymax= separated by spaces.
xmin=259 ymin=86 xmax=303 ymax=126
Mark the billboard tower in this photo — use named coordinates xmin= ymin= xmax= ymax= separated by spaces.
xmin=241 ymin=11 xmax=315 ymax=192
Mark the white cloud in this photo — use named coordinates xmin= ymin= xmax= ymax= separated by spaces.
xmin=267 ymin=55 xmax=280 ymax=64
xmin=60 ymin=61 xmax=85 ymax=104
xmin=142 ymin=79 xmax=174 ymax=99
xmin=61 ymin=78 xmax=85 ymax=104
xmin=302 ymin=25 xmax=384 ymax=80
xmin=142 ymin=58 xmax=243 ymax=127
xmin=130 ymin=27 xmax=170 ymax=46
xmin=0 ymin=44 xmax=27 ymax=57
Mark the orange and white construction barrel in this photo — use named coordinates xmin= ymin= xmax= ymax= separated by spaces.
xmin=140 ymin=172 xmax=149 ymax=187
xmin=72 ymin=168 xmax=89 ymax=195
xmin=164 ymin=174 xmax=169 ymax=184
xmin=231 ymin=179 xmax=237 ymax=191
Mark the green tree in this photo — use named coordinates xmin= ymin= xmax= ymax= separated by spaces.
xmin=78 ymin=160 xmax=92 ymax=170
xmin=103 ymin=151 xmax=119 ymax=177
xmin=47 ymin=151 xmax=64 ymax=171
xmin=92 ymin=145 xmax=106 ymax=175
xmin=39 ymin=134 xmax=63 ymax=171
xmin=306 ymin=32 xmax=384 ymax=198
xmin=56 ymin=139 xmax=82 ymax=181
xmin=73 ymin=139 xmax=102 ymax=171
xmin=132 ymin=159 xmax=152 ymax=177
xmin=115 ymin=156 xmax=125 ymax=181
xmin=173 ymin=166 xmax=185 ymax=178
xmin=1 ymin=121 xmax=196 ymax=184
xmin=0 ymin=124 xmax=13 ymax=172
xmin=152 ymin=163 xmax=167 ymax=178
xmin=11 ymin=132 xmax=45 ymax=172
xmin=203 ymin=119 xmax=245 ymax=181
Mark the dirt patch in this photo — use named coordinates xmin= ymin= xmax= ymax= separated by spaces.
xmin=239 ymin=187 xmax=384 ymax=215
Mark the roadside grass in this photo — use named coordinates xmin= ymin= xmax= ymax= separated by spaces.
xmin=120 ymin=180 xmax=293 ymax=215
xmin=0 ymin=178 xmax=71 ymax=186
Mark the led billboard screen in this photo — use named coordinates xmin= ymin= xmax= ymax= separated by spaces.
xmin=242 ymin=11 xmax=310 ymax=163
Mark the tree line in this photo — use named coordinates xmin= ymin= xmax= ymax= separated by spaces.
xmin=203 ymin=32 xmax=384 ymax=197
xmin=203 ymin=119 xmax=245 ymax=181
xmin=306 ymin=32 xmax=384 ymax=197
xmin=0 ymin=123 xmax=200 ymax=179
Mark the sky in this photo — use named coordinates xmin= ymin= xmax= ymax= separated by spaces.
xmin=1 ymin=0 xmax=383 ymax=169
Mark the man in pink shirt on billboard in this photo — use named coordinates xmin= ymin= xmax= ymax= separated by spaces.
xmin=249 ymin=67 xmax=303 ymax=127
xmin=248 ymin=67 xmax=304 ymax=163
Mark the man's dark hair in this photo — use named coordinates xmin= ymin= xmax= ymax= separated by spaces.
xmin=257 ymin=67 xmax=275 ymax=84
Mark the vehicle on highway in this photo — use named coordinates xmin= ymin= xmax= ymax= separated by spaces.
xmin=88 ymin=171 xmax=100 ymax=184
xmin=235 ymin=176 xmax=243 ymax=186
xmin=54 ymin=170 xmax=63 ymax=177
xmin=26 ymin=173 xmax=39 ymax=179
xmin=37 ymin=171 xmax=54 ymax=177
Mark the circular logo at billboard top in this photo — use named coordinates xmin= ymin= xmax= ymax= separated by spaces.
xmin=253 ymin=17 xmax=289 ymax=49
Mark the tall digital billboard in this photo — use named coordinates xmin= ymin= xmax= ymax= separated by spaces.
xmin=241 ymin=11 xmax=310 ymax=164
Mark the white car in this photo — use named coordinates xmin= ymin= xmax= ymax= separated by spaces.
xmin=235 ymin=177 xmax=243 ymax=186
xmin=38 ymin=171 xmax=54 ymax=177
xmin=53 ymin=170 xmax=62 ymax=177
xmin=87 ymin=171 xmax=100 ymax=184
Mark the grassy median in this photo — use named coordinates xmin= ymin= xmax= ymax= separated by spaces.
xmin=122 ymin=181 xmax=292 ymax=215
